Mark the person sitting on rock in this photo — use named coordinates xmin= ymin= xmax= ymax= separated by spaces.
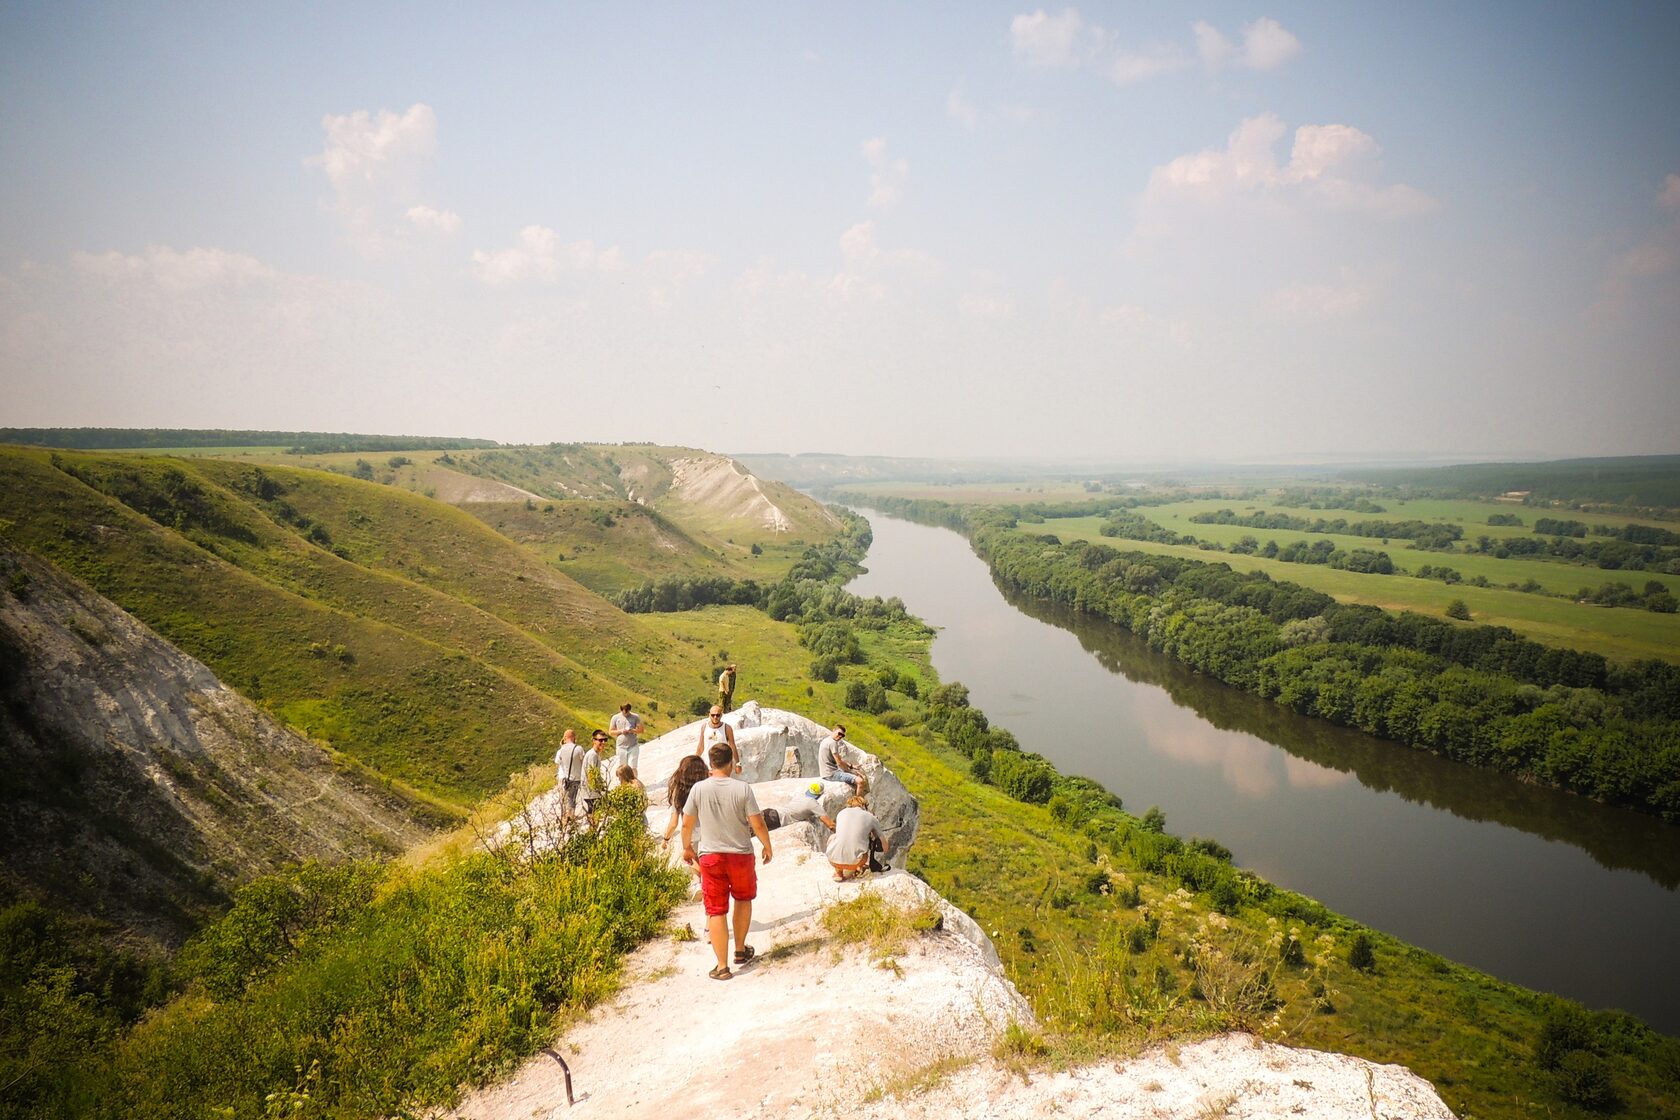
xmin=819 ymin=725 xmax=865 ymax=792
xmin=779 ymin=780 xmax=836 ymax=831
xmin=826 ymin=795 xmax=887 ymax=882
xmin=615 ymin=764 xmax=643 ymax=793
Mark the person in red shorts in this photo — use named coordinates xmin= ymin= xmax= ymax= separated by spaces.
xmin=681 ymin=742 xmax=773 ymax=979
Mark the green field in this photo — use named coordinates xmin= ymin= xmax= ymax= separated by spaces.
xmin=1042 ymin=513 xmax=1680 ymax=662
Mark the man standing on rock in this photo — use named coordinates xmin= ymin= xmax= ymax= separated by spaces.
xmin=717 ymin=662 xmax=737 ymax=712
xmin=681 ymin=742 xmax=773 ymax=980
xmin=608 ymin=702 xmax=646 ymax=777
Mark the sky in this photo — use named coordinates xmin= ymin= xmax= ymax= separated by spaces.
xmin=1 ymin=2 xmax=1677 ymax=461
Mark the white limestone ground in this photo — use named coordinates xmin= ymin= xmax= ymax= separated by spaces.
xmin=456 ymin=704 xmax=1455 ymax=1120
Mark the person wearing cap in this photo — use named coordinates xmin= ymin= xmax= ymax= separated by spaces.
xmin=608 ymin=702 xmax=647 ymax=776
xmin=695 ymin=705 xmax=740 ymax=774
xmin=818 ymin=725 xmax=865 ymax=791
xmin=716 ymin=663 xmax=738 ymax=712
xmin=780 ymin=781 xmax=836 ymax=831
xmin=826 ymin=794 xmax=887 ymax=882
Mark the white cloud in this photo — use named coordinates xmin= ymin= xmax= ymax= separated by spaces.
xmin=307 ymin=103 xmax=441 ymax=255
xmin=72 ymin=245 xmax=278 ymax=290
xmin=1192 ymin=21 xmax=1234 ymax=69
xmin=1109 ymin=44 xmax=1188 ymax=85
xmin=1239 ymin=17 xmax=1302 ymax=70
xmin=470 ymin=226 xmax=625 ymax=285
xmin=1010 ymin=8 xmax=1089 ymax=67
xmin=862 ymin=137 xmax=909 ymax=209
xmin=1013 ymin=12 xmax=1299 ymax=85
xmin=405 ymin=205 xmax=461 ymax=234
xmin=1660 ymin=173 xmax=1680 ymax=209
xmin=1144 ymin=113 xmax=1438 ymax=219
xmin=1265 ymin=282 xmax=1368 ymax=319
xmin=947 ymin=87 xmax=979 ymax=130
xmin=959 ymin=293 xmax=1015 ymax=320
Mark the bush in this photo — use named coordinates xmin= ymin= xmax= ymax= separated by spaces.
xmin=1553 ymin=1051 xmax=1619 ymax=1111
xmin=1348 ymin=932 xmax=1375 ymax=972
xmin=689 ymin=696 xmax=713 ymax=717
xmin=1445 ymin=599 xmax=1471 ymax=621
xmin=810 ymin=656 xmax=840 ymax=683
xmin=1141 ymin=806 xmax=1167 ymax=833
xmin=877 ymin=710 xmax=907 ymax=729
xmin=843 ymin=681 xmax=869 ymax=709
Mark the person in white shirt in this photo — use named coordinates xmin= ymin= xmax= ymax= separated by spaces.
xmin=554 ymin=729 xmax=586 ymax=818
xmin=608 ymin=703 xmax=647 ymax=775
xmin=695 ymin=705 xmax=740 ymax=774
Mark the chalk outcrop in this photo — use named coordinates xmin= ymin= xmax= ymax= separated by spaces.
xmin=0 ymin=545 xmax=436 ymax=945
xmin=465 ymin=699 xmax=1455 ymax=1118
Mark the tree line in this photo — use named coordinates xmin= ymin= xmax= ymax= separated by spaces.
xmin=1188 ymin=508 xmax=1462 ymax=548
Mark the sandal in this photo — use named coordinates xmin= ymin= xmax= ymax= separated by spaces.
xmin=733 ymin=945 xmax=755 ymax=965
xmin=708 ymin=964 xmax=732 ymax=980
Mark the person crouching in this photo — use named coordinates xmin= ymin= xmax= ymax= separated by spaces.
xmin=826 ymin=795 xmax=888 ymax=882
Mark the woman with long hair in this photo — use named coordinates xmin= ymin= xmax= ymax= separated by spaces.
xmin=661 ymin=754 xmax=711 ymax=855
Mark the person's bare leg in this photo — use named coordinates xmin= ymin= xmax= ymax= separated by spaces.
xmin=732 ymin=898 xmax=752 ymax=952
xmin=708 ymin=913 xmax=730 ymax=970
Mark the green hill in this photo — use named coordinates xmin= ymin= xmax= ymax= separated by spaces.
xmin=0 ymin=448 xmax=716 ymax=806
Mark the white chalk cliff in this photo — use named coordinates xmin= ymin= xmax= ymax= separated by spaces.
xmin=458 ymin=703 xmax=1455 ymax=1119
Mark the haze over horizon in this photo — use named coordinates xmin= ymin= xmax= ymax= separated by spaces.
xmin=2 ymin=3 xmax=1676 ymax=460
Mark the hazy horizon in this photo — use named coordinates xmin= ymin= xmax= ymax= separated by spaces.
xmin=2 ymin=3 xmax=1676 ymax=460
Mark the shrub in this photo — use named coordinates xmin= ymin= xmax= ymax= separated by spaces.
xmin=1347 ymin=932 xmax=1375 ymax=972
xmin=1445 ymin=599 xmax=1471 ymax=621
xmin=1141 ymin=806 xmax=1167 ymax=833
xmin=877 ymin=710 xmax=907 ymax=729
xmin=1553 ymin=1051 xmax=1618 ymax=1111
xmin=810 ymin=656 xmax=840 ymax=683
xmin=689 ymin=696 xmax=713 ymax=717
xmin=844 ymin=681 xmax=869 ymax=709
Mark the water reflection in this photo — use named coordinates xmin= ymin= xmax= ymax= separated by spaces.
xmin=1008 ymin=591 xmax=1680 ymax=890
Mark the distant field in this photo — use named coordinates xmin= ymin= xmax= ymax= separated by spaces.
xmin=93 ymin=445 xmax=291 ymax=457
xmin=837 ymin=480 xmax=1116 ymax=503
xmin=1043 ymin=514 xmax=1680 ymax=663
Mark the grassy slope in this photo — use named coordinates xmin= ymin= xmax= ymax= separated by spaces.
xmin=0 ymin=449 xmax=710 ymax=805
xmin=644 ymin=605 xmax=1679 ymax=1120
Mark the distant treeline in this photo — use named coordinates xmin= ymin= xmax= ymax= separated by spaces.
xmin=1342 ymin=455 xmax=1680 ymax=509
xmin=855 ymin=493 xmax=1680 ymax=820
xmin=0 ymin=428 xmax=499 ymax=453
xmin=1189 ymin=508 xmax=1462 ymax=548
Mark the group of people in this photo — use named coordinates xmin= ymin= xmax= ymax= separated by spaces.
xmin=658 ymin=713 xmax=889 ymax=980
xmin=556 ymin=692 xmax=892 ymax=980
xmin=553 ymin=702 xmax=649 ymax=819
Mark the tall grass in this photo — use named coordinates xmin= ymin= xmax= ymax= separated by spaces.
xmin=13 ymin=789 xmax=684 ymax=1120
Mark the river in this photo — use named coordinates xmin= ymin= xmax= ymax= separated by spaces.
xmin=846 ymin=511 xmax=1680 ymax=1034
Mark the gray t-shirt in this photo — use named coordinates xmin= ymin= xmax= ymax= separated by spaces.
xmin=782 ymin=794 xmax=830 ymax=827
xmin=826 ymin=806 xmax=882 ymax=866
xmin=818 ymin=737 xmax=854 ymax=779
xmin=609 ymin=712 xmax=642 ymax=748
xmin=682 ymin=776 xmax=762 ymax=855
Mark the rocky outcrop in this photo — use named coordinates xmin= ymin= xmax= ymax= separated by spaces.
xmin=454 ymin=720 xmax=1454 ymax=1118
xmin=0 ymin=544 xmax=436 ymax=945
xmin=633 ymin=701 xmax=920 ymax=869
